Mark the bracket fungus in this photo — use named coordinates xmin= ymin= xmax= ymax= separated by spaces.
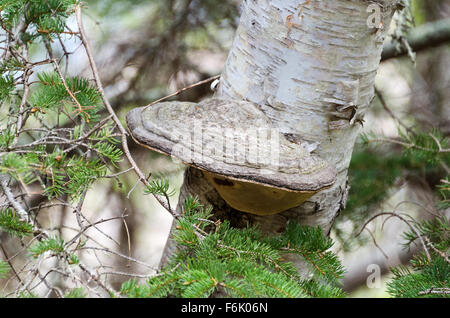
xmin=126 ymin=98 xmax=337 ymax=215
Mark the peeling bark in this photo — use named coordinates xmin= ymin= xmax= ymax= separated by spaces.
xmin=160 ymin=0 xmax=398 ymax=268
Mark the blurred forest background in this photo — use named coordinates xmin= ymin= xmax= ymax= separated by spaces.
xmin=0 ymin=0 xmax=449 ymax=298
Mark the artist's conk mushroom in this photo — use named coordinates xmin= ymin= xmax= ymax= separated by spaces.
xmin=126 ymin=98 xmax=337 ymax=215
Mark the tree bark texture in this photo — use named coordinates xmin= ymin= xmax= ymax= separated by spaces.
xmin=160 ymin=0 xmax=398 ymax=267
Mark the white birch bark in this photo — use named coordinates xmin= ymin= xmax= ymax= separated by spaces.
xmin=161 ymin=0 xmax=398 ymax=267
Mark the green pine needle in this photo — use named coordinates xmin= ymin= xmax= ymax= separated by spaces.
xmin=144 ymin=179 xmax=176 ymax=197
xmin=0 ymin=259 xmax=10 ymax=279
xmin=387 ymin=257 xmax=450 ymax=298
xmin=65 ymin=287 xmax=86 ymax=298
xmin=0 ymin=209 xmax=33 ymax=238
xmin=29 ymin=236 xmax=65 ymax=258
xmin=120 ymin=196 xmax=346 ymax=298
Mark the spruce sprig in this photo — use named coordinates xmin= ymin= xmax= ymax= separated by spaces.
xmin=29 ymin=236 xmax=65 ymax=258
xmin=0 ymin=208 xmax=33 ymax=238
xmin=0 ymin=260 xmax=10 ymax=279
xmin=120 ymin=196 xmax=346 ymax=298
xmin=31 ymin=72 xmax=102 ymax=122
xmin=144 ymin=179 xmax=176 ymax=197
xmin=387 ymin=257 xmax=449 ymax=298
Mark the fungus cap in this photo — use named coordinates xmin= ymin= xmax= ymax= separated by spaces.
xmin=126 ymin=98 xmax=337 ymax=215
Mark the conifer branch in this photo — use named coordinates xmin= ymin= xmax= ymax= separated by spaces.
xmin=75 ymin=5 xmax=175 ymax=218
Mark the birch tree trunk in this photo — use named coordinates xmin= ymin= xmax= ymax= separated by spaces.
xmin=161 ymin=0 xmax=398 ymax=267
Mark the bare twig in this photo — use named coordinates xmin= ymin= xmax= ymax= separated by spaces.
xmin=0 ymin=175 xmax=28 ymax=219
xmin=357 ymin=212 xmax=431 ymax=262
xmin=98 ymin=271 xmax=155 ymax=279
xmin=368 ymin=137 xmax=450 ymax=153
xmin=374 ymin=87 xmax=411 ymax=133
xmin=0 ymin=244 xmax=28 ymax=290
xmin=65 ymin=214 xmax=128 ymax=248
xmin=144 ymin=75 xmax=220 ymax=109
xmin=364 ymin=228 xmax=389 ymax=260
xmin=16 ymin=68 xmax=31 ymax=136
xmin=121 ymin=211 xmax=132 ymax=267
xmin=77 ymin=246 xmax=157 ymax=270
xmin=418 ymin=288 xmax=450 ymax=295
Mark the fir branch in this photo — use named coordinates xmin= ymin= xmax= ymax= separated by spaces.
xmin=0 ymin=208 xmax=33 ymax=238
xmin=387 ymin=257 xmax=450 ymax=298
xmin=121 ymin=197 xmax=346 ymax=298
xmin=29 ymin=236 xmax=65 ymax=258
